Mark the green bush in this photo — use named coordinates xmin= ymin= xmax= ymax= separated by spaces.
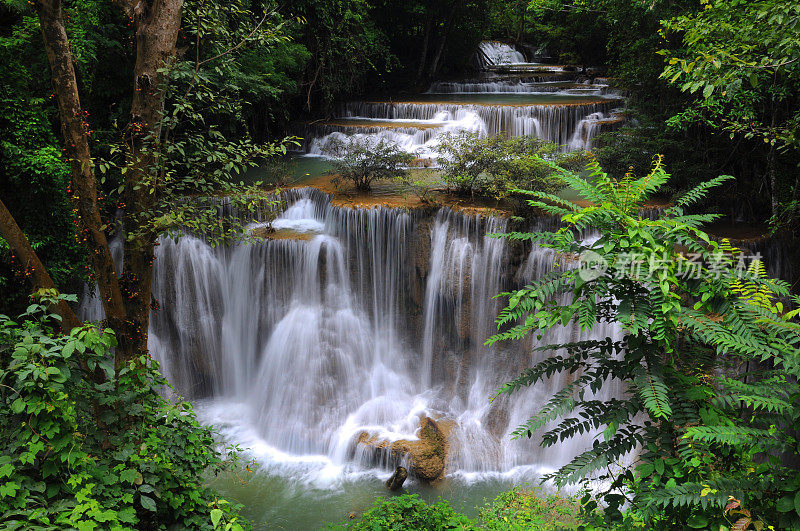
xmin=329 ymin=494 xmax=471 ymax=530
xmin=0 ymin=292 xmax=248 ymax=530
xmin=331 ymin=488 xmax=594 ymax=530
xmin=326 ymin=136 xmax=415 ymax=191
xmin=478 ymin=487 xmax=583 ymax=530
xmin=433 ymin=132 xmax=579 ymax=199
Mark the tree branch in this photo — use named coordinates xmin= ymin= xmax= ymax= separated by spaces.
xmin=0 ymin=197 xmax=81 ymax=332
xmin=197 ymin=9 xmax=274 ymax=68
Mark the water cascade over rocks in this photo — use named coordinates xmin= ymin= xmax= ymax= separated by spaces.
xmin=78 ymin=188 xmax=625 ymax=486
xmin=302 ymin=41 xmax=625 ymax=156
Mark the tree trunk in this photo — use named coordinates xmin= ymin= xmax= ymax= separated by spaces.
xmin=117 ymin=0 xmax=184 ymax=369
xmin=426 ymin=1 xmax=461 ymax=79
xmin=768 ymin=105 xmax=779 ymax=219
xmin=34 ymin=0 xmax=126 ymax=333
xmin=0 ymin=198 xmax=81 ymax=332
xmin=33 ymin=0 xmax=184 ymax=369
xmin=415 ymin=13 xmax=432 ymax=82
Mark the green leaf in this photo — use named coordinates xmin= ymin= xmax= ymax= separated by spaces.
xmin=140 ymin=495 xmax=157 ymax=512
xmin=777 ymin=496 xmax=794 ymax=513
xmin=0 ymin=481 xmax=19 ymax=498
xmin=120 ymin=468 xmax=139 ymax=484
xmin=211 ymin=508 xmax=224 ymax=528
xmin=687 ymin=515 xmax=708 ymax=528
xmin=11 ymin=398 xmax=25 ymax=414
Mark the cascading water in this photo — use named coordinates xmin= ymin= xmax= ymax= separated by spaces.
xmin=80 ymin=189 xmax=620 ymax=490
xmin=300 ymin=41 xmax=624 ymax=157
xmin=476 ymin=41 xmax=527 ymax=68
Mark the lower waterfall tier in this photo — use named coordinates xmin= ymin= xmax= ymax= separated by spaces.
xmin=128 ymin=188 xmax=622 ymax=483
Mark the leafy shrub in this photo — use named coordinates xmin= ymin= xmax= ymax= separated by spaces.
xmin=329 ymin=494 xmax=471 ymax=530
xmin=478 ymin=487 xmax=584 ymax=530
xmin=330 ymin=488 xmax=593 ymax=530
xmin=433 ymin=132 xmax=579 ymax=198
xmin=0 ymin=292 xmax=247 ymax=530
xmin=490 ymin=157 xmax=800 ymax=529
xmin=325 ymin=136 xmax=415 ymax=191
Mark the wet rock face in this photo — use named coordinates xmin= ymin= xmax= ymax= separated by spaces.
xmin=357 ymin=416 xmax=450 ymax=482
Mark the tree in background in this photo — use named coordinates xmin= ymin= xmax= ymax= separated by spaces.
xmin=434 ymin=132 xmax=575 ymax=198
xmin=660 ymin=0 xmax=800 ymax=224
xmin=490 ymin=158 xmax=800 ymax=528
xmin=325 ymin=135 xmax=414 ymax=191
xmin=287 ymin=0 xmax=393 ymax=114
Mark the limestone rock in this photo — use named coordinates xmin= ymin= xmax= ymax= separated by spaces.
xmin=357 ymin=415 xmax=452 ymax=483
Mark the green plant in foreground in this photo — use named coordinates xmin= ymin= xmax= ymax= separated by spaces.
xmin=327 ymin=494 xmax=472 ymax=530
xmin=478 ymin=486 xmax=584 ymax=530
xmin=0 ymin=291 xmax=248 ymax=530
xmin=488 ymin=156 xmax=800 ymax=529
xmin=331 ymin=488 xmax=591 ymax=530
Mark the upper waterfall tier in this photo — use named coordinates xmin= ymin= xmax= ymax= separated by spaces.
xmin=476 ymin=41 xmax=527 ymax=69
xmin=428 ymin=80 xmax=612 ymax=95
xmin=304 ymin=98 xmax=622 ymax=155
xmin=298 ymin=41 xmax=624 ymax=157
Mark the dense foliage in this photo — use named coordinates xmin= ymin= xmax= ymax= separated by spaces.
xmin=434 ymin=132 xmax=577 ymax=198
xmin=0 ymin=292 xmax=246 ymax=530
xmin=329 ymin=489 xmax=587 ymax=530
xmin=329 ymin=494 xmax=471 ymax=530
xmin=660 ymin=0 xmax=800 ymax=224
xmin=490 ymin=158 xmax=800 ymax=528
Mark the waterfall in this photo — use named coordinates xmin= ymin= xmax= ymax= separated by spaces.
xmin=428 ymin=80 xmax=609 ymax=95
xmin=332 ymin=100 xmax=617 ymax=150
xmin=298 ymin=40 xmax=623 ymax=156
xmin=476 ymin=41 xmax=527 ymax=69
xmin=134 ymin=188 xmax=622 ymax=484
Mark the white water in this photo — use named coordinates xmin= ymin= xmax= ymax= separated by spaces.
xmin=72 ymin=189 xmax=624 ymax=488
xmin=477 ymin=41 xmax=527 ymax=68
xmin=307 ymin=100 xmax=618 ymax=157
xmin=303 ymin=41 xmax=622 ymax=156
xmin=567 ymin=107 xmax=627 ymax=151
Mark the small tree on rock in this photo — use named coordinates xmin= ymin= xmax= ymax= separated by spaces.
xmin=326 ymin=136 xmax=414 ymax=191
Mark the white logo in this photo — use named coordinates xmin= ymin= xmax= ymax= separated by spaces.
xmin=578 ymin=250 xmax=608 ymax=281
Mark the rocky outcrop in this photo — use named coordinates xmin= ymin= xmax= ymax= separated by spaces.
xmin=357 ymin=416 xmax=452 ymax=482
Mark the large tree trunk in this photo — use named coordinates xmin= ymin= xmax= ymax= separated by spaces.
xmin=28 ymin=0 xmax=184 ymax=370
xmin=34 ymin=0 xmax=126 ymax=334
xmin=117 ymin=0 xmax=184 ymax=369
xmin=426 ymin=1 xmax=462 ymax=79
xmin=0 ymin=198 xmax=80 ymax=332
xmin=415 ymin=12 xmax=432 ymax=82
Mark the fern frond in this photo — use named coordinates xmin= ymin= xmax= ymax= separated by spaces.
xmin=634 ymin=365 xmax=672 ymax=419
